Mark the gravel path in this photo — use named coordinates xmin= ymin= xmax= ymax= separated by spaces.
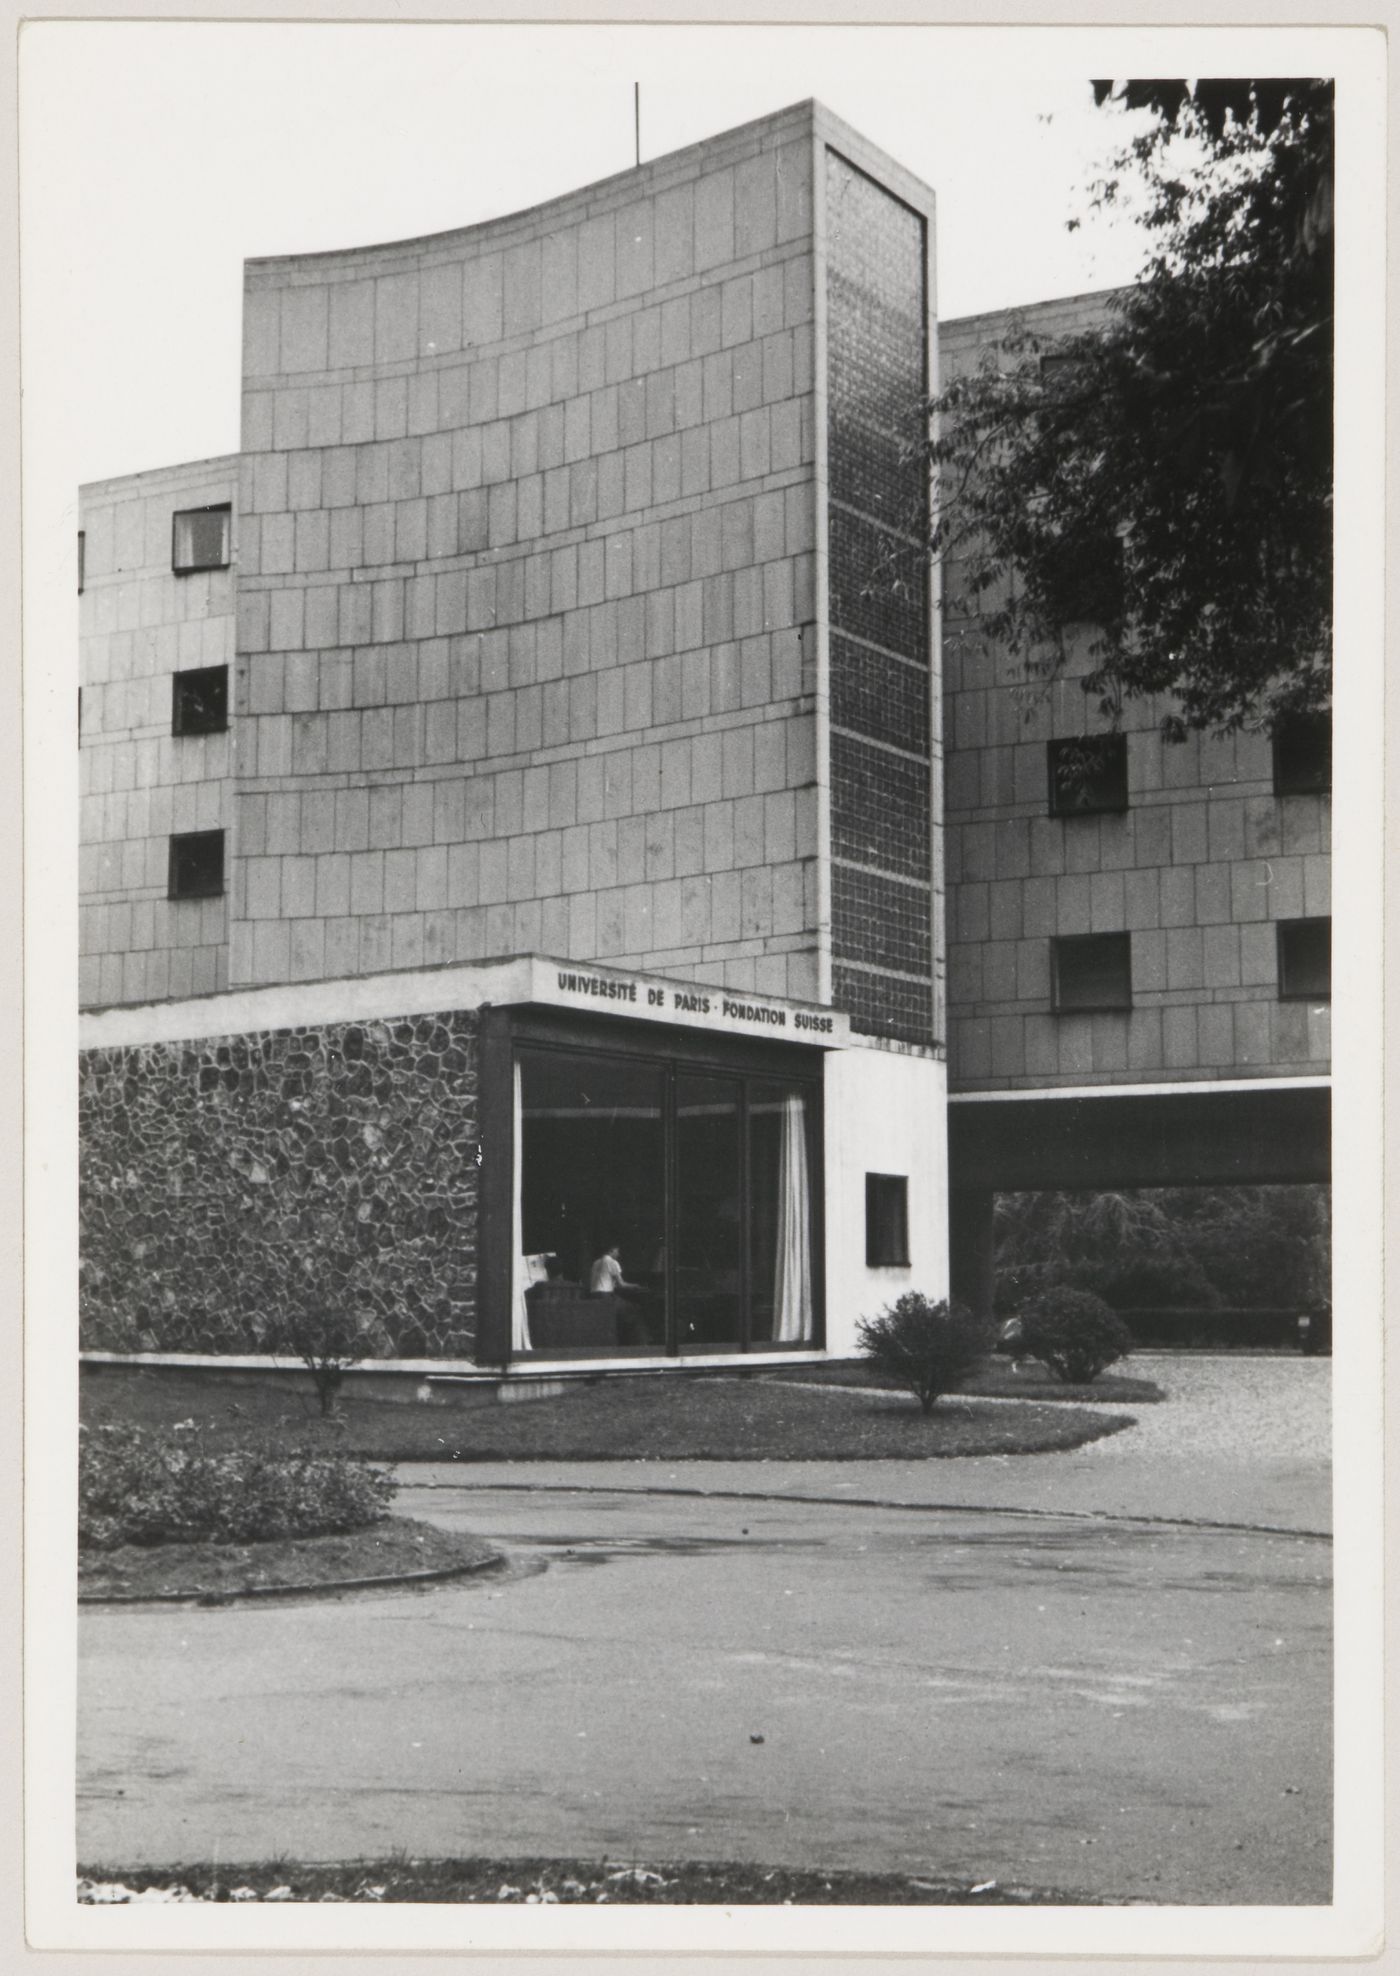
xmin=1036 ymin=1351 xmax=1331 ymax=1464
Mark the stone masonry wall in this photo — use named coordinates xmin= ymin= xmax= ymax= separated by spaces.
xmin=79 ymin=457 xmax=238 ymax=1008
xmin=232 ymin=106 xmax=823 ymax=1004
xmin=939 ymin=293 xmax=1331 ymax=1090
xmin=80 ymin=1009 xmax=479 ymax=1358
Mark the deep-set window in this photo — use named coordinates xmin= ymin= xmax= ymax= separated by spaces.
xmin=1277 ymin=918 xmax=1331 ymax=1002
xmin=168 ymin=829 xmax=225 ymax=900
xmin=1052 ymin=932 xmax=1132 ymax=1013
xmin=171 ymin=504 xmax=231 ymax=575
xmin=1047 ymin=735 xmax=1128 ymax=816
xmin=1272 ymin=714 xmax=1331 ymax=797
xmin=172 ymin=664 xmax=229 ymax=736
xmin=865 ymin=1173 xmax=910 ymax=1267
xmin=77 ymin=531 xmax=85 ymax=595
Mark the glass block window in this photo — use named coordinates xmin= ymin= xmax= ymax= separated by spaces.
xmin=1052 ymin=932 xmax=1132 ymax=1012
xmin=172 ymin=664 xmax=229 ymax=736
xmin=865 ymin=1173 xmax=910 ymax=1267
xmin=1277 ymin=918 xmax=1331 ymax=1001
xmin=1272 ymin=714 xmax=1331 ymax=796
xmin=1047 ymin=735 xmax=1128 ymax=816
xmin=168 ymin=829 xmax=225 ymax=900
xmin=172 ymin=504 xmax=231 ymax=575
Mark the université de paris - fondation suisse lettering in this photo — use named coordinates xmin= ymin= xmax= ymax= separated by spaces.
xmin=538 ymin=961 xmax=848 ymax=1044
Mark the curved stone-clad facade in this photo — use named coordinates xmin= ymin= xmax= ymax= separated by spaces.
xmin=79 ymin=1009 xmax=480 ymax=1359
xmin=232 ymin=106 xmax=828 ymax=1006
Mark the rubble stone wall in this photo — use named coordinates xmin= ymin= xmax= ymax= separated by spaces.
xmin=80 ymin=1008 xmax=480 ymax=1359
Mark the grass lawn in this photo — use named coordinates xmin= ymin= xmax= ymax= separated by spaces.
xmin=79 ymin=1518 xmax=499 ymax=1605
xmin=82 ymin=1365 xmax=1136 ymax=1463
xmin=783 ymin=1360 xmax=1163 ymax=1405
xmin=77 ymin=1855 xmax=1098 ymax=1905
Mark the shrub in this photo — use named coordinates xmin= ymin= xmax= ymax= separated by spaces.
xmin=1016 ymin=1287 xmax=1134 ymax=1384
xmin=78 ymin=1424 xmax=395 ymax=1552
xmin=856 ymin=1294 xmax=995 ymax=1415
xmin=268 ymin=1305 xmax=383 ymax=1418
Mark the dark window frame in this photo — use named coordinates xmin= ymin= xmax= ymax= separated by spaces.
xmin=77 ymin=530 xmax=85 ymax=595
xmin=171 ymin=503 xmax=232 ymax=576
xmin=865 ymin=1172 xmax=910 ymax=1267
xmin=1047 ymin=734 xmax=1129 ymax=817
xmin=1272 ymin=714 xmax=1332 ymax=797
xmin=172 ymin=663 xmax=229 ymax=737
xmin=1051 ymin=931 xmax=1133 ymax=1014
xmin=478 ymin=1007 xmax=827 ymax=1366
xmin=1277 ymin=917 xmax=1331 ymax=1002
xmin=168 ymin=828 xmax=225 ymax=901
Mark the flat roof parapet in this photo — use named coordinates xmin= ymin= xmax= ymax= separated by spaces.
xmin=243 ymin=98 xmax=935 ymax=290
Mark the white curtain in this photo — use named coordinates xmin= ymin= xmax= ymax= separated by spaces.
xmin=510 ymin=1061 xmax=532 ymax=1353
xmin=773 ymin=1093 xmax=812 ymax=1343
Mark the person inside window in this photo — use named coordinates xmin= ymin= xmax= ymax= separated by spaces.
xmin=589 ymin=1241 xmax=643 ymax=1300
xmin=590 ymin=1240 xmax=661 ymax=1346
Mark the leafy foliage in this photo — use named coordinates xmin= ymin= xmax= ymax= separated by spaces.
xmin=1145 ymin=1184 xmax=1331 ymax=1310
xmin=78 ymin=1423 xmax=394 ymax=1551
xmin=994 ymin=1184 xmax=1331 ymax=1314
xmin=856 ymin=1293 xmax=995 ymax=1414
xmin=993 ymin=1189 xmax=1220 ymax=1314
xmin=933 ymin=78 xmax=1332 ymax=735
xmin=1016 ymin=1287 xmax=1135 ymax=1384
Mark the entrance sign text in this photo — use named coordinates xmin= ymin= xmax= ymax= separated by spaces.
xmin=530 ymin=960 xmax=849 ymax=1047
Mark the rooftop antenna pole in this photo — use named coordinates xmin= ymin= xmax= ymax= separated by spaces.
xmin=635 ymin=83 xmax=641 ymax=167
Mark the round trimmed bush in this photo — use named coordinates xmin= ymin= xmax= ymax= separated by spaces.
xmin=856 ymin=1293 xmax=996 ymax=1414
xmin=1016 ymin=1287 xmax=1134 ymax=1384
xmin=78 ymin=1423 xmax=395 ymax=1552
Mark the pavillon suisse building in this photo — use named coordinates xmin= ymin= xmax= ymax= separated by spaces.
xmin=77 ymin=103 xmax=1330 ymax=1382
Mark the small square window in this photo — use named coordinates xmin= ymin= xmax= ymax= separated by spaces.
xmin=172 ymin=664 xmax=229 ymax=736
xmin=865 ymin=1173 xmax=910 ymax=1267
xmin=168 ymin=829 xmax=225 ymax=900
xmin=1277 ymin=918 xmax=1330 ymax=1002
xmin=77 ymin=530 xmax=85 ymax=595
xmin=1038 ymin=351 xmax=1085 ymax=391
xmin=1047 ymin=735 xmax=1128 ymax=816
xmin=1052 ymin=932 xmax=1132 ymax=1013
xmin=172 ymin=504 xmax=231 ymax=575
xmin=1272 ymin=714 xmax=1331 ymax=796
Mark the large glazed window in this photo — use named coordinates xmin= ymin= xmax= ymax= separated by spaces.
xmin=514 ymin=1044 xmax=818 ymax=1357
xmin=517 ymin=1050 xmax=665 ymax=1353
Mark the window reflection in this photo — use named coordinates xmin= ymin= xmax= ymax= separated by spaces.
xmin=515 ymin=1046 xmax=817 ymax=1356
xmin=518 ymin=1050 xmax=664 ymax=1353
xmin=676 ymin=1074 xmax=743 ymax=1351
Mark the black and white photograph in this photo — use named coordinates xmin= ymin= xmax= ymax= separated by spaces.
xmin=15 ymin=13 xmax=1390 ymax=1962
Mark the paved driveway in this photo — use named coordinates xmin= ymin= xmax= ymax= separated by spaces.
xmin=77 ymin=1356 xmax=1332 ymax=1903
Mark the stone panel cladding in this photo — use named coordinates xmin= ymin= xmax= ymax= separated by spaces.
xmin=824 ymin=150 xmax=936 ymax=1045
xmin=79 ymin=457 xmax=238 ymax=1008
xmin=232 ymin=105 xmax=837 ymax=1006
xmin=80 ymin=1008 xmax=479 ymax=1358
xmin=939 ymin=291 xmax=1331 ymax=1091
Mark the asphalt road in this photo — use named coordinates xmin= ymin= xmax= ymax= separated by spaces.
xmin=78 ymin=1481 xmax=1331 ymax=1904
